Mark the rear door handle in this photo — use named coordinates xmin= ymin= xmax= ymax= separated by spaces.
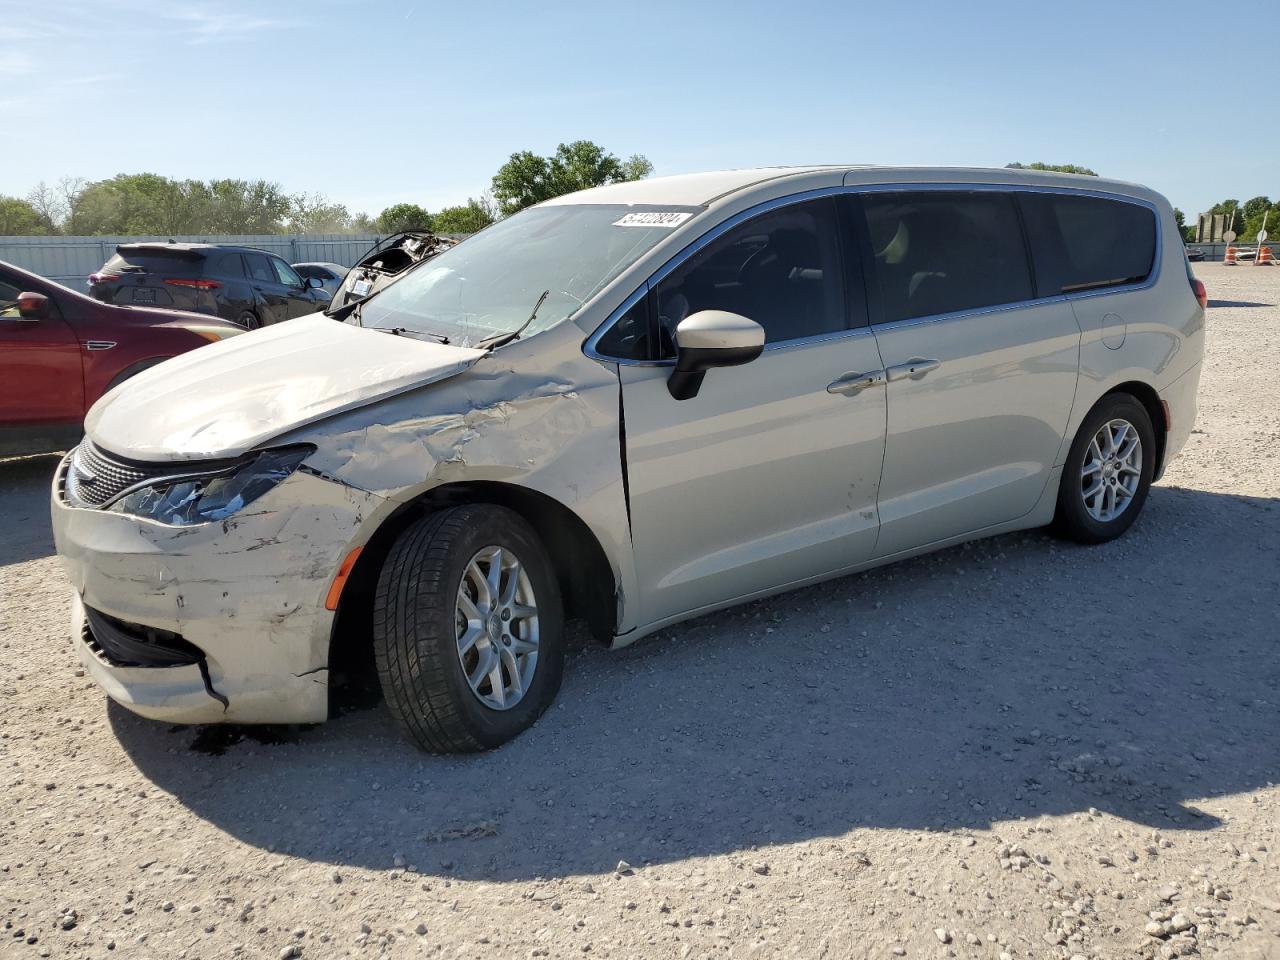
xmin=826 ymin=370 xmax=886 ymax=395
xmin=885 ymin=357 xmax=941 ymax=381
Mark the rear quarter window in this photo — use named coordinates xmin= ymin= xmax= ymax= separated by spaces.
xmin=1018 ymin=194 xmax=1157 ymax=295
xmin=209 ymin=253 xmax=246 ymax=278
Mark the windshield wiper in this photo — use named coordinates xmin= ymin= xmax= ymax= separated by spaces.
xmin=328 ymin=290 xmax=450 ymax=343
xmin=477 ymin=289 xmax=550 ymax=351
xmin=370 ymin=326 xmax=450 ymax=344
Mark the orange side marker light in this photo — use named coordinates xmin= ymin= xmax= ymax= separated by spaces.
xmin=325 ymin=546 xmax=364 ymax=611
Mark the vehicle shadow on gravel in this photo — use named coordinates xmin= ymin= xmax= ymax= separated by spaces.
xmin=109 ymin=483 xmax=1280 ymax=882
xmin=0 ymin=454 xmax=62 ymax=567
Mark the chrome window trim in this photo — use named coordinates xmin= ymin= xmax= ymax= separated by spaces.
xmin=868 ymin=294 xmax=1069 ymax=335
xmin=583 ymin=182 xmax=1163 ymax=367
xmin=763 ymin=324 xmax=876 ymax=355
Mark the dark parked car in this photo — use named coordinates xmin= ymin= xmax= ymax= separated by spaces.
xmin=292 ymin=261 xmax=349 ymax=298
xmin=1185 ymin=246 xmax=1205 ymax=262
xmin=88 ymin=243 xmax=330 ymax=329
xmin=1 ymin=260 xmax=241 ymax=456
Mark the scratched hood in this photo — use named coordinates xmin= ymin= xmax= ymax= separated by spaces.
xmin=85 ymin=313 xmax=485 ymax=462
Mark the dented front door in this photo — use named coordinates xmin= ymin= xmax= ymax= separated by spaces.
xmin=619 ymin=331 xmax=887 ymax=628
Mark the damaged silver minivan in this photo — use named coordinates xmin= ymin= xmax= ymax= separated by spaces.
xmin=52 ymin=166 xmax=1205 ymax=751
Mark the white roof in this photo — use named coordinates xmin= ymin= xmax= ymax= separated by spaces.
xmin=541 ymin=165 xmax=1158 ymax=208
xmin=541 ymin=167 xmax=841 ymax=207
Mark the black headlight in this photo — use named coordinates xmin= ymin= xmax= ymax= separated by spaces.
xmin=107 ymin=446 xmax=313 ymax=526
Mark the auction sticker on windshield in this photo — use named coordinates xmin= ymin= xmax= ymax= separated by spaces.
xmin=612 ymin=211 xmax=693 ymax=228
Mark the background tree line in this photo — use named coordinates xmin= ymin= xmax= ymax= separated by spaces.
xmin=14 ymin=151 xmax=1259 ymax=244
xmin=0 ymin=140 xmax=653 ymax=237
xmin=1201 ymin=196 xmax=1280 ymax=243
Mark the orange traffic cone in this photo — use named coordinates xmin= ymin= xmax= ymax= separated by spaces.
xmin=1224 ymin=245 xmax=1238 ymax=265
xmin=1256 ymin=245 xmax=1274 ymax=266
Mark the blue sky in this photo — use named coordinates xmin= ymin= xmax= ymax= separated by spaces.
xmin=2 ymin=0 xmax=1272 ymax=219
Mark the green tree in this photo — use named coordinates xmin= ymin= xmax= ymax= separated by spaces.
xmin=1242 ymin=204 xmax=1278 ymax=243
xmin=492 ymin=140 xmax=653 ymax=215
xmin=491 ymin=150 xmax=554 ymax=214
xmin=1172 ymin=208 xmax=1194 ymax=242
xmin=1231 ymin=196 xmax=1277 ymax=242
xmin=65 ymin=174 xmax=182 ymax=234
xmin=432 ymin=198 xmax=496 ymax=234
xmin=288 ymin=194 xmax=353 ymax=234
xmin=63 ymin=175 xmax=292 ymax=235
xmin=204 ymin=179 xmax=291 ymax=233
xmin=1242 ymin=196 xmax=1271 ymax=220
xmin=1005 ymin=162 xmax=1098 ymax=177
xmin=377 ymin=203 xmax=433 ymax=233
xmin=0 ymin=195 xmax=49 ymax=235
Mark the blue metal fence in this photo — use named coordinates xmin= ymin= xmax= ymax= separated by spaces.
xmin=0 ymin=234 xmax=388 ymax=286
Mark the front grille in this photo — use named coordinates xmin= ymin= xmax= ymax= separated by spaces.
xmin=65 ymin=442 xmax=159 ymax=507
xmin=63 ymin=442 xmax=246 ymax=510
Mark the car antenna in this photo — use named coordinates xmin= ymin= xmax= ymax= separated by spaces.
xmin=478 ymin=289 xmax=549 ymax=350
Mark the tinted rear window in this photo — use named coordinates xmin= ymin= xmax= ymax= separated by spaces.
xmin=1018 ymin=193 xmax=1156 ymax=294
xmin=861 ymin=192 xmax=1032 ymax=323
xmin=208 ymin=253 xmax=245 ymax=278
xmin=105 ymin=250 xmax=204 ymax=276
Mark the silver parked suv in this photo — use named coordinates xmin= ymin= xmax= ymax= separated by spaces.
xmin=52 ymin=166 xmax=1205 ymax=751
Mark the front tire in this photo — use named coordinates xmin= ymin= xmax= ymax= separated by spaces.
xmin=373 ymin=504 xmax=564 ymax=752
xmin=1053 ymin=394 xmax=1155 ymax=544
xmin=237 ymin=310 xmax=261 ymax=330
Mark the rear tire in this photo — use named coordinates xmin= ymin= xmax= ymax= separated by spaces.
xmin=1053 ymin=394 xmax=1155 ymax=544
xmin=373 ymin=504 xmax=564 ymax=752
xmin=238 ymin=310 xmax=261 ymax=330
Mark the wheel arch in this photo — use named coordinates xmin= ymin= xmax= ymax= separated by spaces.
xmin=104 ymin=356 xmax=171 ymax=393
xmin=328 ymin=480 xmax=618 ymax=695
xmin=1099 ymin=380 xmax=1168 ymax=480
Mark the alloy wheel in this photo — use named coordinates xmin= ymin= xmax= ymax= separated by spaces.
xmin=454 ymin=545 xmax=539 ymax=710
xmin=1080 ymin=418 xmax=1143 ymax=522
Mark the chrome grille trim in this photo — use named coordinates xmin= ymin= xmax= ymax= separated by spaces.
xmin=63 ymin=441 xmax=249 ymax=510
xmin=66 ymin=442 xmax=154 ymax=507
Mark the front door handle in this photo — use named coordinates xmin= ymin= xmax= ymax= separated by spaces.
xmin=885 ymin=357 xmax=941 ymax=381
xmin=827 ymin=370 xmax=886 ymax=395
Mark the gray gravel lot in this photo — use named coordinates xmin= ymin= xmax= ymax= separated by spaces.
xmin=2 ymin=262 xmax=1278 ymax=959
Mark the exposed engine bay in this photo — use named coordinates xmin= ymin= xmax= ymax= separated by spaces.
xmin=329 ymin=231 xmax=458 ymax=310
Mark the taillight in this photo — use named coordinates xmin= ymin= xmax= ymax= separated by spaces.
xmin=1190 ymin=277 xmax=1207 ymax=309
xmin=164 ymin=278 xmax=222 ymax=290
xmin=87 ymin=272 xmax=122 ymax=285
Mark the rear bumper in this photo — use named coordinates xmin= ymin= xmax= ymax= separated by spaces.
xmin=1160 ymin=361 xmax=1201 ymax=474
xmin=52 ymin=458 xmax=385 ymax=724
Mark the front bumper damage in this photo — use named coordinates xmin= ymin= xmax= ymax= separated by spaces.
xmin=51 ymin=457 xmax=385 ymax=724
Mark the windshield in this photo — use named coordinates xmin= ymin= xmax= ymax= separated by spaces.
xmin=355 ymin=204 xmax=699 ymax=343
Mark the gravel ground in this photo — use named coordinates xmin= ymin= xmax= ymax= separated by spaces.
xmin=2 ymin=262 xmax=1278 ymax=960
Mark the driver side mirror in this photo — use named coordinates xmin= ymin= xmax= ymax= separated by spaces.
xmin=15 ymin=292 xmax=50 ymax=321
xmin=306 ymin=277 xmax=324 ymax=290
xmin=667 ymin=310 xmax=765 ymax=401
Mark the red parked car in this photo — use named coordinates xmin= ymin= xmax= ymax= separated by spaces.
xmin=0 ymin=260 xmax=242 ymax=457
